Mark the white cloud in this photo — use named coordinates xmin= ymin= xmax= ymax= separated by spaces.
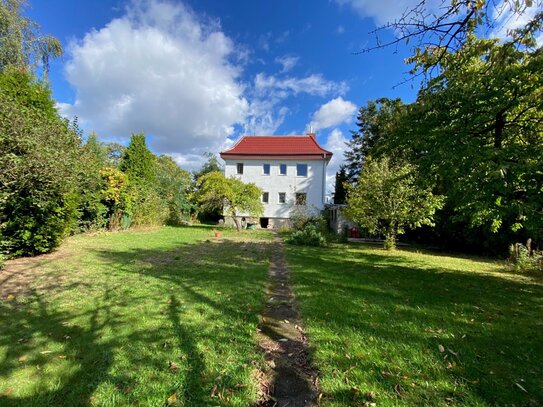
xmin=324 ymin=128 xmax=349 ymax=192
xmin=60 ymin=0 xmax=248 ymax=158
xmin=309 ymin=97 xmax=357 ymax=131
xmin=275 ymin=55 xmax=300 ymax=72
xmin=245 ymin=74 xmax=348 ymax=135
xmin=335 ymin=0 xmax=428 ymax=25
xmin=491 ymin=1 xmax=543 ymax=44
xmin=254 ymin=73 xmax=348 ymax=97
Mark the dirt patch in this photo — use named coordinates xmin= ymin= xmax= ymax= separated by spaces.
xmin=255 ymin=235 xmax=320 ymax=406
xmin=0 ymin=247 xmax=73 ymax=300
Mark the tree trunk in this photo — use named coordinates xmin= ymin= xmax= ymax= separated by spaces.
xmin=231 ymin=211 xmax=241 ymax=232
xmin=384 ymin=230 xmax=396 ymax=250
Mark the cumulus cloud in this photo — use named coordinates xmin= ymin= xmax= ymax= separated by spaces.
xmin=309 ymin=97 xmax=357 ymax=131
xmin=60 ymin=0 xmax=248 ymax=160
xmin=245 ymin=74 xmax=349 ymax=135
xmin=335 ymin=0 xmax=428 ymax=25
xmin=324 ymin=128 xmax=349 ymax=192
xmin=275 ymin=55 xmax=300 ymax=72
xmin=254 ymin=73 xmax=348 ymax=97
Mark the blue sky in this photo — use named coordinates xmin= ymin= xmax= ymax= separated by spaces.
xmin=24 ymin=0 xmax=533 ymax=184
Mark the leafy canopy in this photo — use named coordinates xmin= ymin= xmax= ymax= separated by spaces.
xmin=196 ymin=171 xmax=263 ymax=231
xmin=345 ymin=157 xmax=444 ymax=249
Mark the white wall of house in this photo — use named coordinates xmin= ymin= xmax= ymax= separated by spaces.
xmin=224 ymin=158 xmax=328 ymax=220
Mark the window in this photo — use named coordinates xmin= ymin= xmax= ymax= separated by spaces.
xmin=295 ymin=192 xmax=307 ymax=205
xmin=262 ymin=192 xmax=269 ymax=204
xmin=236 ymin=163 xmax=244 ymax=174
xmin=278 ymin=192 xmax=286 ymax=204
xmin=279 ymin=163 xmax=287 ymax=175
xmin=262 ymin=163 xmax=270 ymax=175
xmin=296 ymin=163 xmax=308 ymax=177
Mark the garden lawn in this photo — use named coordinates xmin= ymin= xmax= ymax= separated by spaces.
xmin=287 ymin=243 xmax=543 ymax=406
xmin=0 ymin=226 xmax=273 ymax=406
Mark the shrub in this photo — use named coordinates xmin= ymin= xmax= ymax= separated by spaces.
xmin=0 ymin=69 xmax=81 ymax=255
xmin=287 ymin=223 xmax=326 ymax=247
xmin=509 ymin=243 xmax=543 ymax=273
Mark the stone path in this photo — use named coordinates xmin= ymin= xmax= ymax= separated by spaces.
xmin=255 ymin=235 xmax=319 ymax=407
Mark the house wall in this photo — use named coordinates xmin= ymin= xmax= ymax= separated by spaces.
xmin=224 ymin=158 xmax=328 ymax=220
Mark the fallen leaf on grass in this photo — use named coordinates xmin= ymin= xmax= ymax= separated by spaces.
xmin=166 ymin=393 xmax=180 ymax=406
xmin=394 ymin=384 xmax=403 ymax=397
xmin=438 ymin=344 xmax=445 ymax=353
xmin=210 ymin=384 xmax=217 ymax=397
xmin=40 ymin=351 xmax=53 ymax=355
xmin=515 ymin=382 xmax=528 ymax=393
xmin=168 ymin=361 xmax=179 ymax=373
xmin=278 ymin=338 xmax=288 ymax=342
xmin=18 ymin=355 xmax=27 ymax=363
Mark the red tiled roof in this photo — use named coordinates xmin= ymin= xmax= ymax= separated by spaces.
xmin=220 ymin=134 xmax=332 ymax=160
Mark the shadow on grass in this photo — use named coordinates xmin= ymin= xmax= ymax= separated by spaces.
xmin=0 ymin=237 xmax=273 ymax=406
xmin=287 ymin=244 xmax=543 ymax=406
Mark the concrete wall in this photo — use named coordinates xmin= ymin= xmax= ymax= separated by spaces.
xmin=224 ymin=158 xmax=328 ymax=219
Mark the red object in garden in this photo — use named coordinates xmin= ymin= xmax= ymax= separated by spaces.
xmin=350 ymin=227 xmax=360 ymax=238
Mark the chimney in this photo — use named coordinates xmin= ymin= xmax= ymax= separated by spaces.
xmin=306 ymin=132 xmax=316 ymax=140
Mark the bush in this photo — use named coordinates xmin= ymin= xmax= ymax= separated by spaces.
xmin=509 ymin=243 xmax=542 ymax=273
xmin=287 ymin=223 xmax=326 ymax=247
xmin=0 ymin=253 xmax=4 ymax=270
xmin=0 ymin=69 xmax=81 ymax=256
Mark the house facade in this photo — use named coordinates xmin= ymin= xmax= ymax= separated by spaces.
xmin=220 ymin=133 xmax=332 ymax=228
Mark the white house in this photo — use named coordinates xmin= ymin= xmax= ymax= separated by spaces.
xmin=220 ymin=133 xmax=332 ymax=228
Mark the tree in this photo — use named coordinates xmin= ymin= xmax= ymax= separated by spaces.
xmin=333 ymin=165 xmax=348 ymax=204
xmin=196 ymin=171 xmax=263 ymax=231
xmin=0 ymin=68 xmax=80 ymax=255
xmin=344 ymin=98 xmax=404 ymax=182
xmin=155 ymin=155 xmax=192 ymax=225
xmin=193 ymin=152 xmax=223 ymax=181
xmin=363 ymin=0 xmax=542 ymax=76
xmin=119 ymin=133 xmax=156 ymax=185
xmin=381 ymin=36 xmax=543 ymax=242
xmin=0 ymin=0 xmax=62 ymax=78
xmin=76 ymin=133 xmax=109 ymax=231
xmin=345 ymin=158 xmax=444 ymax=250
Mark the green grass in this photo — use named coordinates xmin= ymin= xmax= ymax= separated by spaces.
xmin=0 ymin=226 xmax=273 ymax=406
xmin=286 ymin=243 xmax=543 ymax=406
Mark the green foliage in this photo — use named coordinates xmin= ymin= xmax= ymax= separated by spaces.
xmin=345 ymin=157 xmax=444 ymax=250
xmin=509 ymin=243 xmax=543 ymax=273
xmin=287 ymin=207 xmax=327 ymax=247
xmin=287 ymin=223 xmax=326 ymax=247
xmin=344 ymin=98 xmax=404 ymax=182
xmin=196 ymin=171 xmax=263 ymax=231
xmin=0 ymin=69 xmax=80 ymax=256
xmin=333 ymin=165 xmax=348 ymax=204
xmin=384 ymin=36 xmax=543 ymax=242
xmin=155 ymin=155 xmax=192 ymax=225
xmin=99 ymin=167 xmax=132 ymax=230
xmin=75 ymin=134 xmax=109 ymax=232
xmin=0 ymin=0 xmax=62 ymax=77
xmin=192 ymin=152 xmax=223 ymax=181
xmin=119 ymin=133 xmax=156 ymax=186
